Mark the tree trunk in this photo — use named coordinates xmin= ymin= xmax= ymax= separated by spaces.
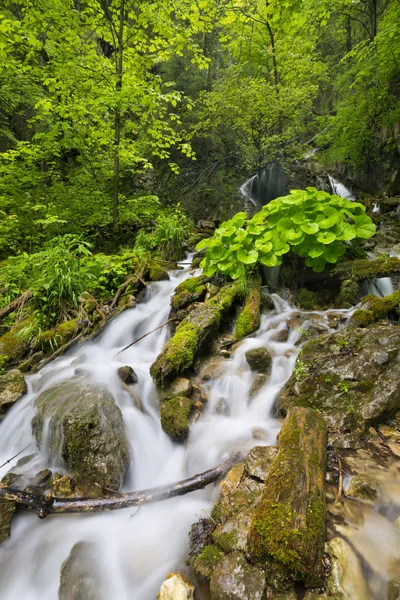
xmin=112 ymin=0 xmax=125 ymax=226
xmin=249 ymin=407 xmax=327 ymax=588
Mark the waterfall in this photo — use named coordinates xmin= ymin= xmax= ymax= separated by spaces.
xmin=329 ymin=175 xmax=355 ymax=200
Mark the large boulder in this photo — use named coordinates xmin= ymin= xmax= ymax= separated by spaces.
xmin=245 ymin=347 xmax=272 ymax=374
xmin=0 ymin=369 xmax=26 ymax=410
xmin=32 ymin=381 xmax=130 ymax=494
xmin=278 ymin=325 xmax=400 ymax=433
xmin=160 ymin=396 xmax=194 ymax=442
xmin=158 ymin=573 xmax=195 ymax=600
xmin=59 ymin=542 xmax=101 ymax=600
xmin=209 ymin=551 xmax=266 ymax=600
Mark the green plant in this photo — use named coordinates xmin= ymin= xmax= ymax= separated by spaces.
xmin=197 ymin=188 xmax=376 ymax=277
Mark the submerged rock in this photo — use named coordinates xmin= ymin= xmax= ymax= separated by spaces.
xmin=249 ymin=373 xmax=268 ymax=398
xmin=158 ymin=573 xmax=195 ymax=600
xmin=160 ymin=396 xmax=194 ymax=442
xmin=279 ymin=325 xmax=400 ymax=433
xmin=32 ymin=381 xmax=130 ymax=495
xmin=245 ymin=347 xmax=272 ymax=374
xmin=117 ymin=365 xmax=138 ymax=385
xmin=0 ymin=369 xmax=27 ymax=410
xmin=59 ymin=542 xmax=101 ymax=600
xmin=210 ymin=551 xmax=266 ymax=600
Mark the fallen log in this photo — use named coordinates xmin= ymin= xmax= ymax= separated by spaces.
xmin=0 ymin=453 xmax=240 ymax=518
xmin=299 ymin=257 xmax=400 ymax=287
xmin=0 ymin=291 xmax=32 ymax=321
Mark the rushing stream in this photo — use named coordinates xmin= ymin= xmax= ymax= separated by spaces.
xmin=0 ymin=259 xmax=397 ymax=599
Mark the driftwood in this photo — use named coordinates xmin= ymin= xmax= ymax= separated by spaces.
xmin=0 ymin=291 xmax=32 ymax=321
xmin=116 ymin=318 xmax=178 ymax=356
xmin=0 ymin=453 xmax=240 ymax=518
xmin=110 ymin=274 xmax=146 ymax=310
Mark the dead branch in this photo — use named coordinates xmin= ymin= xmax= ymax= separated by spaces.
xmin=116 ymin=318 xmax=178 ymax=356
xmin=0 ymin=291 xmax=33 ymax=321
xmin=110 ymin=274 xmax=146 ymax=310
xmin=0 ymin=443 xmax=32 ymax=469
xmin=0 ymin=453 xmax=240 ymax=518
xmin=335 ymin=456 xmax=343 ymax=504
xmin=121 ymin=382 xmax=142 ymax=411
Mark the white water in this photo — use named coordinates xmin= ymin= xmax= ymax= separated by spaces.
xmin=0 ymin=266 xmax=357 ymax=599
xmin=239 ymin=174 xmax=260 ymax=207
xmin=329 ymin=175 xmax=355 ymax=200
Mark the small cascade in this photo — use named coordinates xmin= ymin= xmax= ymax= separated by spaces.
xmin=239 ymin=174 xmax=260 ymax=207
xmin=329 ymin=175 xmax=355 ymax=200
xmin=239 ymin=164 xmax=290 ymax=208
xmin=362 ymin=277 xmax=395 ymax=298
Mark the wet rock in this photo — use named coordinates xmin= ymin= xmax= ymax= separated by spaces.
xmin=117 ymin=365 xmax=138 ymax=385
xmin=213 ymin=476 xmax=263 ymax=525
xmin=158 ymin=573 xmax=195 ymax=600
xmin=336 ymin=279 xmax=360 ymax=308
xmin=261 ymin=293 xmax=275 ymax=311
xmin=205 ymin=283 xmax=219 ymax=301
xmin=171 ymin=276 xmax=208 ymax=312
xmin=34 ymin=469 xmax=52 ymax=486
xmin=160 ymin=377 xmax=192 ymax=402
xmin=210 ymin=551 xmax=266 ymax=600
xmin=1 ymin=473 xmax=22 ymax=487
xmin=201 ymin=359 xmax=227 ymax=382
xmin=346 ymin=474 xmax=379 ymax=503
xmin=304 ymin=537 xmax=372 ymax=600
xmin=24 ymin=483 xmax=43 ymax=495
xmin=249 ymin=374 xmax=268 ymax=398
xmin=220 ymin=463 xmax=245 ymax=497
xmin=213 ymin=508 xmax=253 ymax=553
xmin=270 ymin=329 xmax=289 ymax=343
xmin=117 ymin=294 xmax=136 ymax=310
xmin=279 ymin=325 xmax=400 ymax=433
xmin=298 ymin=287 xmax=324 ymax=310
xmin=215 ymin=398 xmax=229 ymax=415
xmin=59 ymin=542 xmax=101 ymax=600
xmin=0 ymin=320 xmax=31 ymax=366
xmin=0 ymin=500 xmax=15 ymax=544
xmin=74 ymin=368 xmax=90 ymax=377
xmin=189 ymin=518 xmax=215 ymax=559
xmin=190 ymin=544 xmax=224 ymax=580
xmin=160 ymin=396 xmax=194 ymax=442
xmin=244 ymin=446 xmax=278 ymax=481
xmin=328 ymin=433 xmax=363 ymax=450
xmin=51 ymin=473 xmax=76 ymax=498
xmin=245 ymin=347 xmax=272 ymax=374
xmin=19 ymin=351 xmax=44 ymax=373
xmin=388 ymin=577 xmax=400 ymax=600
xmin=0 ymin=369 xmax=27 ymax=409
xmin=32 ymin=381 xmax=130 ymax=495
xmin=147 ymin=262 xmax=170 ymax=282
xmin=252 ymin=428 xmax=268 ymax=441
xmin=234 ymin=274 xmax=261 ymax=339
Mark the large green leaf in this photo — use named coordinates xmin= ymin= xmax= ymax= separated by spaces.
xmin=300 ymin=221 xmax=319 ymax=234
xmin=259 ymin=253 xmax=280 ymax=267
xmin=237 ymin=249 xmax=258 ymax=264
xmin=317 ymin=231 xmax=336 ymax=245
xmin=354 ymin=214 xmax=376 ymax=239
xmin=318 ymin=207 xmax=339 ymax=229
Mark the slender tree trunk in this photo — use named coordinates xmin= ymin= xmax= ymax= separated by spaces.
xmin=346 ymin=15 xmax=352 ymax=52
xmin=113 ymin=0 xmax=125 ymax=226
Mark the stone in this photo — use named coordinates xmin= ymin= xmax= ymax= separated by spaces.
xmin=1 ymin=473 xmax=22 ymax=487
xmin=0 ymin=369 xmax=27 ymax=409
xmin=117 ymin=365 xmax=138 ymax=385
xmin=159 ymin=377 xmax=192 ymax=402
xmin=190 ymin=544 xmax=224 ymax=580
xmin=34 ymin=469 xmax=52 ymax=486
xmin=346 ymin=474 xmax=379 ymax=503
xmin=189 ymin=518 xmax=215 ymax=559
xmin=220 ymin=463 xmax=245 ymax=497
xmin=147 ymin=262 xmax=170 ymax=282
xmin=170 ymin=275 xmax=208 ymax=312
xmin=270 ymin=329 xmax=289 ymax=343
xmin=261 ymin=293 xmax=275 ymax=311
xmin=160 ymin=396 xmax=194 ymax=442
xmin=244 ymin=446 xmax=278 ymax=481
xmin=51 ymin=473 xmax=76 ymax=498
xmin=32 ymin=381 xmax=130 ymax=495
xmin=201 ymin=359 xmax=227 ymax=382
xmin=279 ymin=325 xmax=400 ymax=433
xmin=249 ymin=374 xmax=268 ymax=398
xmin=0 ymin=500 xmax=15 ymax=544
xmin=212 ymin=508 xmax=254 ymax=553
xmin=245 ymin=347 xmax=272 ymax=374
xmin=158 ymin=573 xmax=195 ymax=600
xmin=59 ymin=542 xmax=101 ymax=600
xmin=210 ymin=551 xmax=266 ymax=600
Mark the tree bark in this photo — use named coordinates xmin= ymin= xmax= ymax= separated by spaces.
xmin=112 ymin=0 xmax=125 ymax=226
xmin=0 ymin=291 xmax=32 ymax=321
xmin=0 ymin=454 xmax=240 ymax=518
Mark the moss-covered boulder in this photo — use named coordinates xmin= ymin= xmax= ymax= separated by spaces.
xmin=59 ymin=542 xmax=101 ymax=600
xmin=0 ymin=500 xmax=15 ymax=544
xmin=37 ymin=319 xmax=79 ymax=353
xmin=151 ymin=284 xmax=238 ymax=387
xmin=278 ymin=325 xmax=400 ymax=433
xmin=160 ymin=396 xmax=195 ymax=442
xmin=212 ymin=508 xmax=254 ymax=553
xmin=336 ymin=279 xmax=360 ymax=308
xmin=333 ymin=257 xmax=400 ymax=282
xmin=0 ymin=369 xmax=26 ymax=410
xmin=117 ymin=365 xmax=138 ymax=385
xmin=209 ymin=551 xmax=266 ymax=600
xmin=147 ymin=261 xmax=170 ymax=282
xmin=249 ymin=407 xmax=327 ymax=588
xmin=349 ymin=290 xmax=400 ymax=327
xmin=32 ymin=381 xmax=130 ymax=495
xmin=234 ymin=274 xmax=261 ymax=339
xmin=159 ymin=377 xmax=192 ymax=402
xmin=51 ymin=473 xmax=76 ymax=498
xmin=245 ymin=347 xmax=272 ymax=374
xmin=298 ymin=288 xmax=324 ymax=310
xmin=0 ymin=321 xmax=31 ymax=366
xmin=170 ymin=275 xmax=208 ymax=312
xmin=190 ymin=544 xmax=224 ymax=580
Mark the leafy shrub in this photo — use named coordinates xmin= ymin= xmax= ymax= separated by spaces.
xmin=197 ymin=188 xmax=376 ymax=277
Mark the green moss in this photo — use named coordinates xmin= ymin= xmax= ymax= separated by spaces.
xmin=190 ymin=544 xmax=224 ymax=580
xmin=37 ymin=319 xmax=78 ymax=352
xmin=212 ymin=528 xmax=238 ymax=553
xmin=0 ymin=320 xmax=31 ymax=365
xmin=151 ymin=284 xmax=238 ymax=386
xmin=336 ymin=279 xmax=359 ymax=308
xmin=160 ymin=396 xmax=195 ymax=441
xmin=234 ymin=274 xmax=261 ymax=339
xmin=298 ymin=288 xmax=323 ymax=310
xmin=333 ymin=257 xmax=400 ymax=281
xmin=249 ymin=407 xmax=326 ymax=588
xmin=147 ymin=261 xmax=170 ymax=282
xmin=362 ymin=289 xmax=400 ymax=320
xmin=171 ymin=275 xmax=208 ymax=311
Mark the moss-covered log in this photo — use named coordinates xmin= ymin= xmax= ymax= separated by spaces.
xmin=249 ymin=407 xmax=327 ymax=588
xmin=170 ymin=275 xmax=209 ymax=312
xmin=299 ymin=257 xmax=400 ymax=287
xmin=234 ymin=274 xmax=261 ymax=339
xmin=150 ymin=284 xmax=238 ymax=387
xmin=350 ymin=289 xmax=400 ymax=327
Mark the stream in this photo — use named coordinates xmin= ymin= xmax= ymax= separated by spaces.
xmin=0 ymin=258 xmax=398 ymax=599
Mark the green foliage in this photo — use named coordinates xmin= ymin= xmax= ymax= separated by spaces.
xmin=134 ymin=205 xmax=191 ymax=261
xmin=197 ymin=188 xmax=376 ymax=276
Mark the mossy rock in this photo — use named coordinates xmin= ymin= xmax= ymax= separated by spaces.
xmin=0 ymin=500 xmax=15 ymax=544
xmin=234 ymin=274 xmax=262 ymax=339
xmin=245 ymin=347 xmax=272 ymax=374
xmin=170 ymin=275 xmax=208 ymax=312
xmin=51 ymin=473 xmax=76 ymax=498
xmin=37 ymin=319 xmax=78 ymax=353
xmin=212 ymin=508 xmax=254 ymax=553
xmin=190 ymin=544 xmax=224 ymax=580
xmin=147 ymin=261 xmax=170 ymax=282
xmin=346 ymin=474 xmax=379 ymax=503
xmin=244 ymin=446 xmax=278 ymax=481
xmin=159 ymin=377 xmax=192 ymax=402
xmin=32 ymin=381 xmax=130 ymax=495
xmin=160 ymin=396 xmax=195 ymax=442
xmin=59 ymin=542 xmax=101 ymax=600
xmin=278 ymin=325 xmax=400 ymax=432
xmin=210 ymin=551 xmax=266 ymax=600
xmin=151 ymin=284 xmax=238 ymax=387
xmin=298 ymin=288 xmax=324 ymax=310
xmin=0 ymin=369 xmax=26 ymax=410
xmin=0 ymin=320 xmax=31 ymax=365
xmin=333 ymin=257 xmax=400 ymax=281
xmin=335 ymin=279 xmax=360 ymax=308
xmin=117 ymin=365 xmax=138 ymax=385
xmin=249 ymin=407 xmax=327 ymax=589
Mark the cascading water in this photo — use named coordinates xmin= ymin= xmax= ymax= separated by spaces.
xmin=329 ymin=175 xmax=355 ymax=200
xmin=0 ymin=260 xmax=394 ymax=599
